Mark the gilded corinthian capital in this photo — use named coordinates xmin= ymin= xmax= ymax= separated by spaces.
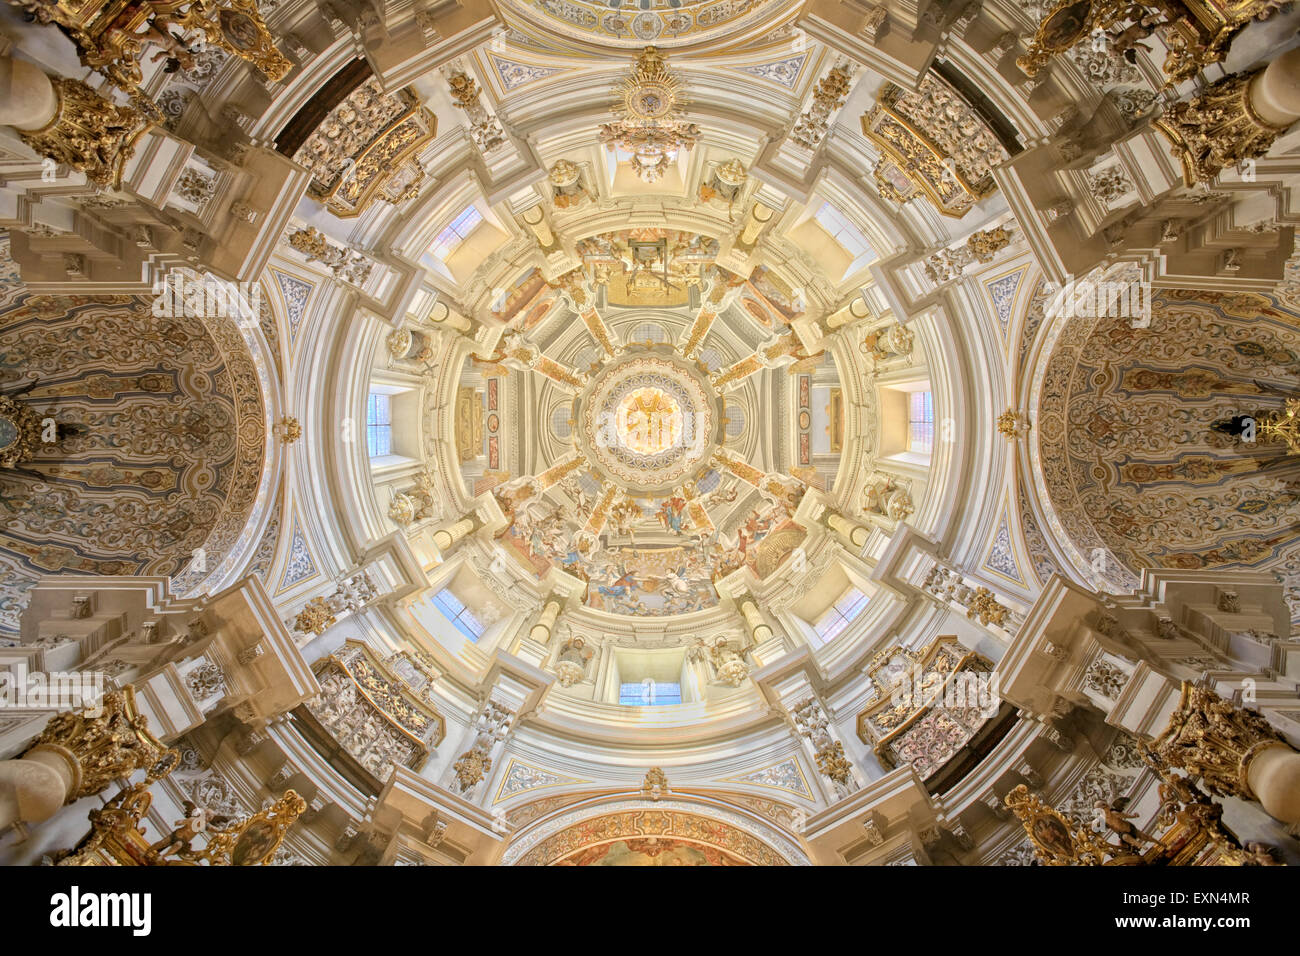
xmin=1143 ymin=682 xmax=1289 ymax=803
xmin=23 ymin=686 xmax=174 ymax=802
xmin=1155 ymin=68 xmax=1290 ymax=186
xmin=17 ymin=78 xmax=149 ymax=188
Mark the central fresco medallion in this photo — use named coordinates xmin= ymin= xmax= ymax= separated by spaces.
xmin=576 ymin=348 xmax=719 ymax=494
xmin=616 ymin=387 xmax=683 ymax=456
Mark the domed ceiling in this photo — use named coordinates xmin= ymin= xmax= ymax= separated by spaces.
xmin=4 ymin=0 xmax=1299 ymax=870
xmin=498 ymin=0 xmax=798 ymax=50
xmin=454 ymin=225 xmax=840 ymax=619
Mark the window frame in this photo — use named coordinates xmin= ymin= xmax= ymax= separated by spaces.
xmin=813 ymin=587 xmax=869 ymax=642
xmin=907 ymin=390 xmax=934 ymax=455
xmin=432 ymin=587 xmax=486 ymax=642
xmin=366 ymin=390 xmax=393 ymax=458
xmin=618 ymin=679 xmax=683 ymax=706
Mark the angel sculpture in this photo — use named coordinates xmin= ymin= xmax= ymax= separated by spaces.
xmin=149 ymin=800 xmax=231 ymax=861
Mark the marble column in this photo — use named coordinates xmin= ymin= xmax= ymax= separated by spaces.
xmin=528 ymin=600 xmax=562 ymax=644
xmin=433 ymin=516 xmax=475 ymax=552
xmin=827 ymin=512 xmax=869 ymax=549
xmin=0 ymin=56 xmax=58 ymax=131
xmin=740 ymin=600 xmax=773 ymax=643
xmin=428 ymin=300 xmax=474 ymax=334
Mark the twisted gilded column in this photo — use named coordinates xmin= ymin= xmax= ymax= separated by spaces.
xmin=1145 ymin=682 xmax=1300 ymax=824
xmin=0 ymin=687 xmax=171 ymax=831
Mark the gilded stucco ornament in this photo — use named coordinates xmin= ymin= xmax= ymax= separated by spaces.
xmin=640 ymin=766 xmax=669 ymax=800
xmin=169 ymin=0 xmax=291 ymax=80
xmin=599 ymin=47 xmax=699 ymax=184
xmin=1004 ymin=784 xmax=1116 ymax=865
xmin=293 ymin=596 xmax=336 ymax=637
xmin=997 ymin=409 xmax=1031 ymax=440
xmin=966 ymin=587 xmax=1011 ymax=628
xmin=18 ymin=77 xmax=149 ymax=188
xmin=293 ymin=80 xmax=435 ymax=218
xmin=54 ymin=782 xmax=306 ymax=866
xmin=1156 ymin=67 xmax=1291 ymax=185
xmin=813 ymin=740 xmax=854 ymax=787
xmin=274 ymin=416 xmax=301 ymax=444
xmin=23 ymin=687 xmax=175 ymax=803
xmin=452 ymin=747 xmax=491 ymax=791
xmin=0 ymin=395 xmax=44 ymax=468
xmin=1258 ymin=398 xmax=1300 ymax=455
xmin=1018 ymin=0 xmax=1289 ymax=83
xmin=388 ymin=492 xmax=416 ymax=526
xmin=1141 ymin=681 xmax=1293 ymax=802
xmin=862 ymin=74 xmax=1007 ymax=217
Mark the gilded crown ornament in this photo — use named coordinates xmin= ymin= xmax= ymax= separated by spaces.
xmin=274 ymin=416 xmax=302 ymax=444
xmin=997 ymin=409 xmax=1031 ymax=440
xmin=599 ymin=47 xmax=699 ymax=184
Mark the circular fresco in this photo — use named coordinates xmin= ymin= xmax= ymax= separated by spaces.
xmin=576 ymin=349 xmax=719 ymax=493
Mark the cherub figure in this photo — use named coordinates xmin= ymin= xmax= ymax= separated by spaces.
xmin=149 ymin=800 xmax=230 ymax=860
xmin=1094 ymin=798 xmax=1160 ymax=850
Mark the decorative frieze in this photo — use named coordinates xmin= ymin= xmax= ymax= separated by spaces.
xmin=306 ymin=642 xmax=444 ymax=778
xmin=863 ymin=74 xmax=1008 ymax=218
xmin=451 ymin=700 xmax=514 ymax=794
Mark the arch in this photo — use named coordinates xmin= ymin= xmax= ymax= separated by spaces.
xmin=503 ymin=795 xmax=812 ymax=866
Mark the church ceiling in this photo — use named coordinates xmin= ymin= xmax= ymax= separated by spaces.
xmin=1031 ymin=266 xmax=1300 ymax=622
xmin=5 ymin=0 xmax=1300 ymax=876
xmin=0 ymin=261 xmax=268 ymax=634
